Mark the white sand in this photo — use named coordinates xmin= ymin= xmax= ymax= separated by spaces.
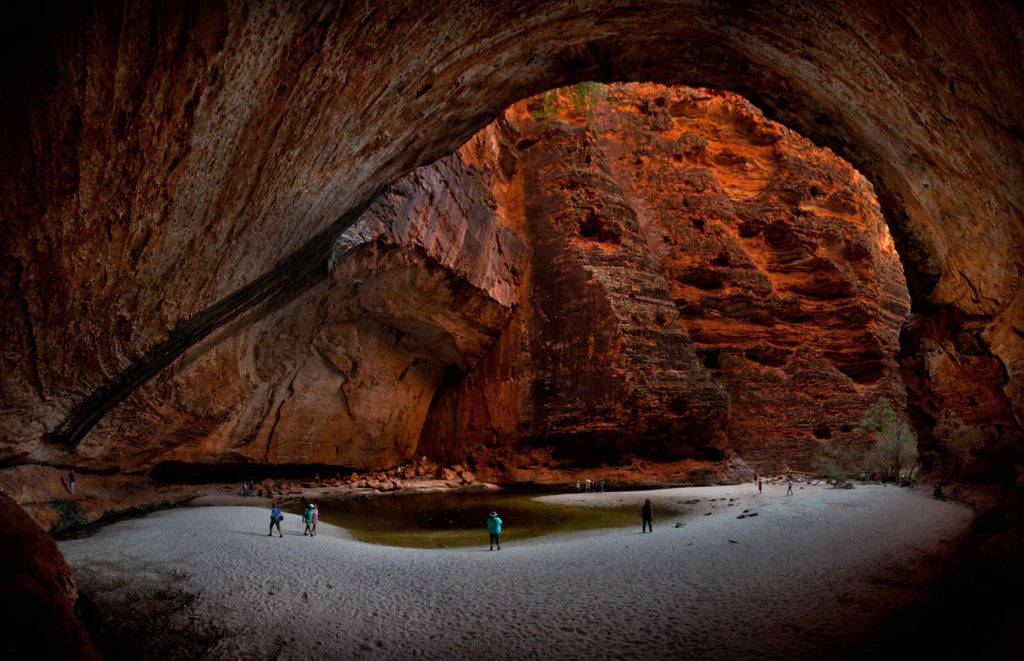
xmin=60 ymin=483 xmax=970 ymax=660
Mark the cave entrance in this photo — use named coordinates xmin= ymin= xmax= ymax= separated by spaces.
xmin=411 ymin=82 xmax=912 ymax=480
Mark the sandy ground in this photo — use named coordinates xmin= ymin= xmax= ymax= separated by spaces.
xmin=60 ymin=482 xmax=970 ymax=660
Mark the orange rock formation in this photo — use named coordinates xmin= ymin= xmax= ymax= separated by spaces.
xmin=419 ymin=84 xmax=910 ymax=475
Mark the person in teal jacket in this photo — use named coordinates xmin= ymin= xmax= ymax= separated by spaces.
xmin=303 ymin=503 xmax=315 ymax=536
xmin=486 ymin=511 xmax=503 ymax=551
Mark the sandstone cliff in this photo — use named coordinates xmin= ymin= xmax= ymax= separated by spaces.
xmin=2 ymin=2 xmax=1021 ymax=480
xmin=2 ymin=84 xmax=915 ymax=477
xmin=68 ymin=142 xmax=527 ymax=472
xmin=419 ymin=84 xmax=911 ymax=474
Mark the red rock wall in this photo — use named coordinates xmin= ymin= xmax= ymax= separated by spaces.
xmin=1 ymin=2 xmax=1021 ymax=480
xmin=67 ymin=146 xmax=526 ymax=472
xmin=420 ymin=84 xmax=911 ymax=473
xmin=0 ymin=491 xmax=100 ymax=659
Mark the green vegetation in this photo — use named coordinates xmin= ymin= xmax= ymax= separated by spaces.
xmin=812 ymin=435 xmax=859 ymax=487
xmin=469 ymin=171 xmax=492 ymax=206
xmin=531 ymin=82 xmax=605 ymax=124
xmin=859 ymin=399 xmax=919 ymax=481
xmin=812 ymin=398 xmax=919 ymax=485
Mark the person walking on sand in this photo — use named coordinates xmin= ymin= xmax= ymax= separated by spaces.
xmin=599 ymin=479 xmax=605 ymax=493
xmin=641 ymin=498 xmax=653 ymax=533
xmin=786 ymin=478 xmax=794 ymax=496
xmin=311 ymin=504 xmax=319 ymax=536
xmin=576 ymin=479 xmax=581 ymax=492
xmin=487 ymin=511 xmax=503 ymax=550
xmin=758 ymin=478 xmax=763 ymax=494
xmin=303 ymin=504 xmax=315 ymax=536
xmin=268 ymin=503 xmax=283 ymax=537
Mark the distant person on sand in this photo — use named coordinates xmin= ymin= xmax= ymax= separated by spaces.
xmin=312 ymin=504 xmax=319 ymax=536
xmin=268 ymin=503 xmax=283 ymax=537
xmin=487 ymin=511 xmax=503 ymax=550
xmin=599 ymin=479 xmax=605 ymax=492
xmin=576 ymin=480 xmax=581 ymax=492
xmin=303 ymin=504 xmax=315 ymax=536
xmin=758 ymin=478 xmax=763 ymax=494
xmin=641 ymin=498 xmax=653 ymax=533
xmin=753 ymin=470 xmax=759 ymax=484
xmin=786 ymin=478 xmax=794 ymax=496
xmin=585 ymin=478 xmax=592 ymax=493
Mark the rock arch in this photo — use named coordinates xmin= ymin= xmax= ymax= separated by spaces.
xmin=1 ymin=1 xmax=1020 ymax=476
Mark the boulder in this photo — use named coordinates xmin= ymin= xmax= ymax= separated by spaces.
xmin=0 ymin=492 xmax=100 ymax=659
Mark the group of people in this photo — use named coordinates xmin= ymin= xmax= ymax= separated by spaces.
xmin=752 ymin=471 xmax=794 ymax=495
xmin=267 ymin=502 xmax=319 ymax=537
xmin=576 ymin=478 xmax=605 ymax=493
xmin=241 ymin=480 xmax=257 ymax=497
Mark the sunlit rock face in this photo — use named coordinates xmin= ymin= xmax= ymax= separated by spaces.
xmin=419 ymin=84 xmax=910 ymax=474
xmin=75 ymin=145 xmax=526 ymax=472
xmin=1 ymin=2 xmax=1020 ymax=477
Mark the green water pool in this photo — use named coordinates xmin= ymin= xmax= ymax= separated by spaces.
xmin=287 ymin=491 xmax=658 ymax=548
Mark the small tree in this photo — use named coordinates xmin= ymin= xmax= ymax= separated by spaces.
xmin=813 ymin=437 xmax=859 ymax=486
xmin=858 ymin=399 xmax=918 ymax=481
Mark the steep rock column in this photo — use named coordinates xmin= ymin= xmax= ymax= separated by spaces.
xmin=419 ymin=91 xmax=732 ymax=476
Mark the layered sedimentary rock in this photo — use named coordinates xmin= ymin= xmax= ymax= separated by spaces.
xmin=70 ymin=142 xmax=526 ymax=472
xmin=1 ymin=2 xmax=1021 ymax=477
xmin=423 ymin=89 xmax=734 ymax=473
xmin=419 ymin=84 xmax=910 ymax=473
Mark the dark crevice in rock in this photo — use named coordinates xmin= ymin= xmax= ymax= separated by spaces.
xmin=263 ymin=372 xmax=298 ymax=464
xmin=11 ymin=258 xmax=46 ymax=397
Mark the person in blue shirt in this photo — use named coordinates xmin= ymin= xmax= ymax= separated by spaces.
xmin=268 ymin=503 xmax=283 ymax=537
xmin=486 ymin=511 xmax=503 ymax=551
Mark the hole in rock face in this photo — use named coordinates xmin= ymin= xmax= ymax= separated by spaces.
xmin=57 ymin=82 xmax=908 ymax=486
xmin=412 ymin=81 xmax=910 ymax=477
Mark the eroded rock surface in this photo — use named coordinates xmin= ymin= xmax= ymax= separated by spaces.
xmin=1 ymin=2 xmax=1021 ymax=477
xmin=72 ymin=141 xmax=526 ymax=472
xmin=419 ymin=85 xmax=910 ymax=474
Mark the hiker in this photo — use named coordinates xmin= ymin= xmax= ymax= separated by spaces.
xmin=786 ymin=478 xmax=794 ymax=496
xmin=641 ymin=498 xmax=653 ymax=533
xmin=585 ymin=478 xmax=592 ymax=493
xmin=753 ymin=470 xmax=759 ymax=484
xmin=268 ymin=503 xmax=283 ymax=537
xmin=575 ymin=480 xmax=581 ymax=492
xmin=312 ymin=504 xmax=319 ymax=536
xmin=487 ymin=511 xmax=503 ymax=550
xmin=303 ymin=504 xmax=315 ymax=536
xmin=68 ymin=468 xmax=76 ymax=495
xmin=241 ymin=481 xmax=249 ymax=497
xmin=599 ymin=479 xmax=605 ymax=493
xmin=758 ymin=478 xmax=763 ymax=494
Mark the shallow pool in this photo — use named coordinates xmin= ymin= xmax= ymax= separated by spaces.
xmin=291 ymin=491 xmax=646 ymax=548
